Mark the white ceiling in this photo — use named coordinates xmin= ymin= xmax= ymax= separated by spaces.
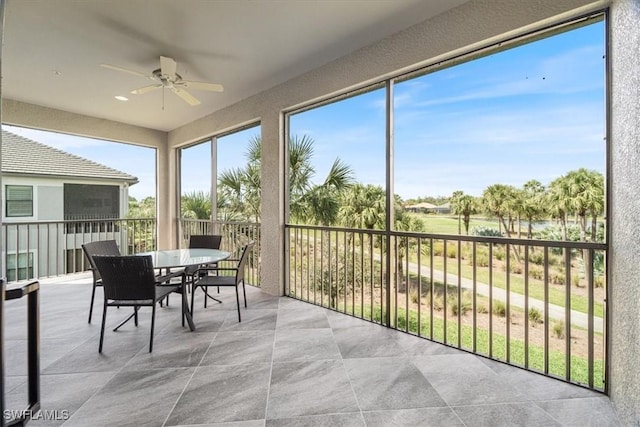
xmin=2 ymin=0 xmax=468 ymax=132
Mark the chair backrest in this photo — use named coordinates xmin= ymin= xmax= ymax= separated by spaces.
xmin=189 ymin=235 xmax=222 ymax=250
xmin=92 ymin=255 xmax=157 ymax=301
xmin=81 ymin=240 xmax=121 ymax=279
xmin=235 ymin=241 xmax=255 ymax=283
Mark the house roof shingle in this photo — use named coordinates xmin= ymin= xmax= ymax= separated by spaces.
xmin=1 ymin=130 xmax=138 ymax=184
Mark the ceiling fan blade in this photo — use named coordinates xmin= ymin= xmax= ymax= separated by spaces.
xmin=160 ymin=56 xmax=177 ymax=80
xmin=131 ymin=84 xmax=162 ymax=95
xmin=100 ymin=63 xmax=148 ymax=78
xmin=180 ymin=80 xmax=224 ymax=92
xmin=172 ymin=87 xmax=201 ymax=106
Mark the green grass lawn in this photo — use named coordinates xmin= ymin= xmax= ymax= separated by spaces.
xmin=409 ymin=214 xmax=500 ymax=235
xmin=423 ymin=254 xmax=605 ymax=318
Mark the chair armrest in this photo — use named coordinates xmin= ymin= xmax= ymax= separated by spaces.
xmin=155 ymin=270 xmax=185 ymax=284
xmin=194 ymin=266 xmax=238 ymax=275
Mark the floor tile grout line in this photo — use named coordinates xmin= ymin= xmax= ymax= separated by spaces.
xmin=262 ymin=297 xmax=281 ymax=422
xmin=160 ymin=325 xmax=221 ymax=427
xmin=60 ymin=368 xmax=123 ymax=427
xmin=406 ymin=357 xmax=463 ymax=426
xmin=328 ymin=309 xmax=367 ymax=425
xmin=530 ymin=400 xmax=566 ymax=426
xmin=60 ymin=338 xmax=148 ymax=426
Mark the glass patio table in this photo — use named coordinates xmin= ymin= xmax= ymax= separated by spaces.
xmin=135 ymin=248 xmax=231 ymax=330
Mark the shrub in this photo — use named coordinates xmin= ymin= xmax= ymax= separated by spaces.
xmin=433 ymin=242 xmax=444 ymax=257
xmin=548 ymin=254 xmax=562 ymax=266
xmin=528 ymin=307 xmax=543 ymax=325
xmin=447 ymin=245 xmax=458 ymax=259
xmin=475 ymin=253 xmax=490 ymax=267
xmin=471 ymin=226 xmax=503 ymax=237
xmin=476 ymin=303 xmax=488 ymax=314
xmin=410 ymin=290 xmax=420 ymax=305
xmin=594 ymin=276 xmax=605 ymax=288
xmin=449 ymin=291 xmax=472 ymax=316
xmin=509 ymin=263 xmax=523 ymax=274
xmin=461 ymin=245 xmax=474 ymax=261
xmin=530 ymin=267 xmax=544 ymax=280
xmin=572 ymin=274 xmax=582 ymax=287
xmin=432 ymin=294 xmax=445 ymax=311
xmin=528 ymin=251 xmax=545 ymax=265
xmin=551 ymin=273 xmax=565 ymax=286
xmin=552 ymin=320 xmax=565 ymax=339
xmin=492 ymin=300 xmax=506 ymax=317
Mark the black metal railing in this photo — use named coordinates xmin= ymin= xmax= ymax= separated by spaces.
xmin=285 ymin=224 xmax=607 ymax=391
xmin=1 ymin=218 xmax=157 ymax=282
xmin=1 ymin=279 xmax=40 ymax=426
xmin=179 ymin=219 xmax=261 ymax=286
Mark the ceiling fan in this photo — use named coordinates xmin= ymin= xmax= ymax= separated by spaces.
xmin=100 ymin=56 xmax=223 ymax=107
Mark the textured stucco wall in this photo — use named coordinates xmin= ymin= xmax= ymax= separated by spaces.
xmin=609 ymin=0 xmax=640 ymax=424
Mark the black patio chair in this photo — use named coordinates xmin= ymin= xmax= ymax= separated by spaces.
xmin=185 ymin=234 xmax=222 ymax=296
xmin=191 ymin=241 xmax=254 ymax=322
xmin=92 ymin=255 xmax=186 ymax=353
xmin=81 ymin=240 xmax=121 ymax=323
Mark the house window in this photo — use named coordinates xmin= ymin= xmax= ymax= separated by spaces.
xmin=6 ymin=185 xmax=33 ymax=217
xmin=6 ymin=252 xmax=34 ymax=282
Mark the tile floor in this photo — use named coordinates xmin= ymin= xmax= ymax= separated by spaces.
xmin=3 ymin=274 xmax=621 ymax=426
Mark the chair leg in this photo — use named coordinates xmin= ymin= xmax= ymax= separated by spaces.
xmin=235 ymin=286 xmax=241 ymax=322
xmin=181 ymin=289 xmax=186 ymax=327
xmin=242 ymin=280 xmax=247 ymax=308
xmin=149 ymin=304 xmax=156 ymax=353
xmin=190 ymin=285 xmax=196 ymax=319
xmin=99 ymin=302 xmax=107 ymax=353
xmin=88 ymin=283 xmax=97 ymax=323
xmin=134 ymin=305 xmax=139 ymax=326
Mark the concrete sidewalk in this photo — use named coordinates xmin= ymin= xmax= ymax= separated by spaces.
xmin=410 ymin=262 xmax=603 ymax=331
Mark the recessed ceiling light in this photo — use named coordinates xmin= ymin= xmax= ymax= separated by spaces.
xmin=115 ymin=95 xmax=128 ymax=101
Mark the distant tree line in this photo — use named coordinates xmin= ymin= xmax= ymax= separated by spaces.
xmin=450 ymin=168 xmax=604 ymax=243
xmin=128 ymin=135 xmax=604 ymax=246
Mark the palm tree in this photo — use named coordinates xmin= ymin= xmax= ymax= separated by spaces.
xmin=548 ymin=169 xmax=604 ymax=243
xmin=218 ymin=134 xmax=354 ymax=224
xmin=300 ymin=158 xmax=355 ymax=225
xmin=482 ymin=184 xmax=515 ymax=235
xmin=521 ymin=180 xmax=546 ymax=239
xmin=547 ymin=176 xmax=572 ymax=241
xmin=450 ymin=190 xmax=464 ymax=234
xmin=337 ymin=184 xmax=385 ymax=229
xmin=450 ymin=191 xmax=477 ymax=235
xmin=181 ymin=190 xmax=212 ymax=219
xmin=564 ymin=168 xmax=604 ymax=242
xmin=393 ymin=200 xmax=424 ymax=293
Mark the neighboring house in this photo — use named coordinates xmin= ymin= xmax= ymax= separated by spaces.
xmin=433 ymin=202 xmax=451 ymax=215
xmin=1 ymin=130 xmax=138 ymax=281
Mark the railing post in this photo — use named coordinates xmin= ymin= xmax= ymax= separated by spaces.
xmin=1 ymin=279 xmax=6 ymax=427
xmin=2 ymin=280 xmax=41 ymax=426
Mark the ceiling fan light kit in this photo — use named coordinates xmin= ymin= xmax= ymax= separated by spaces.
xmin=100 ymin=55 xmax=223 ymax=107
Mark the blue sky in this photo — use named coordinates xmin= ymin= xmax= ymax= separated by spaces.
xmin=290 ymin=20 xmax=605 ymax=198
xmin=4 ymin=20 xmax=605 ymax=201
